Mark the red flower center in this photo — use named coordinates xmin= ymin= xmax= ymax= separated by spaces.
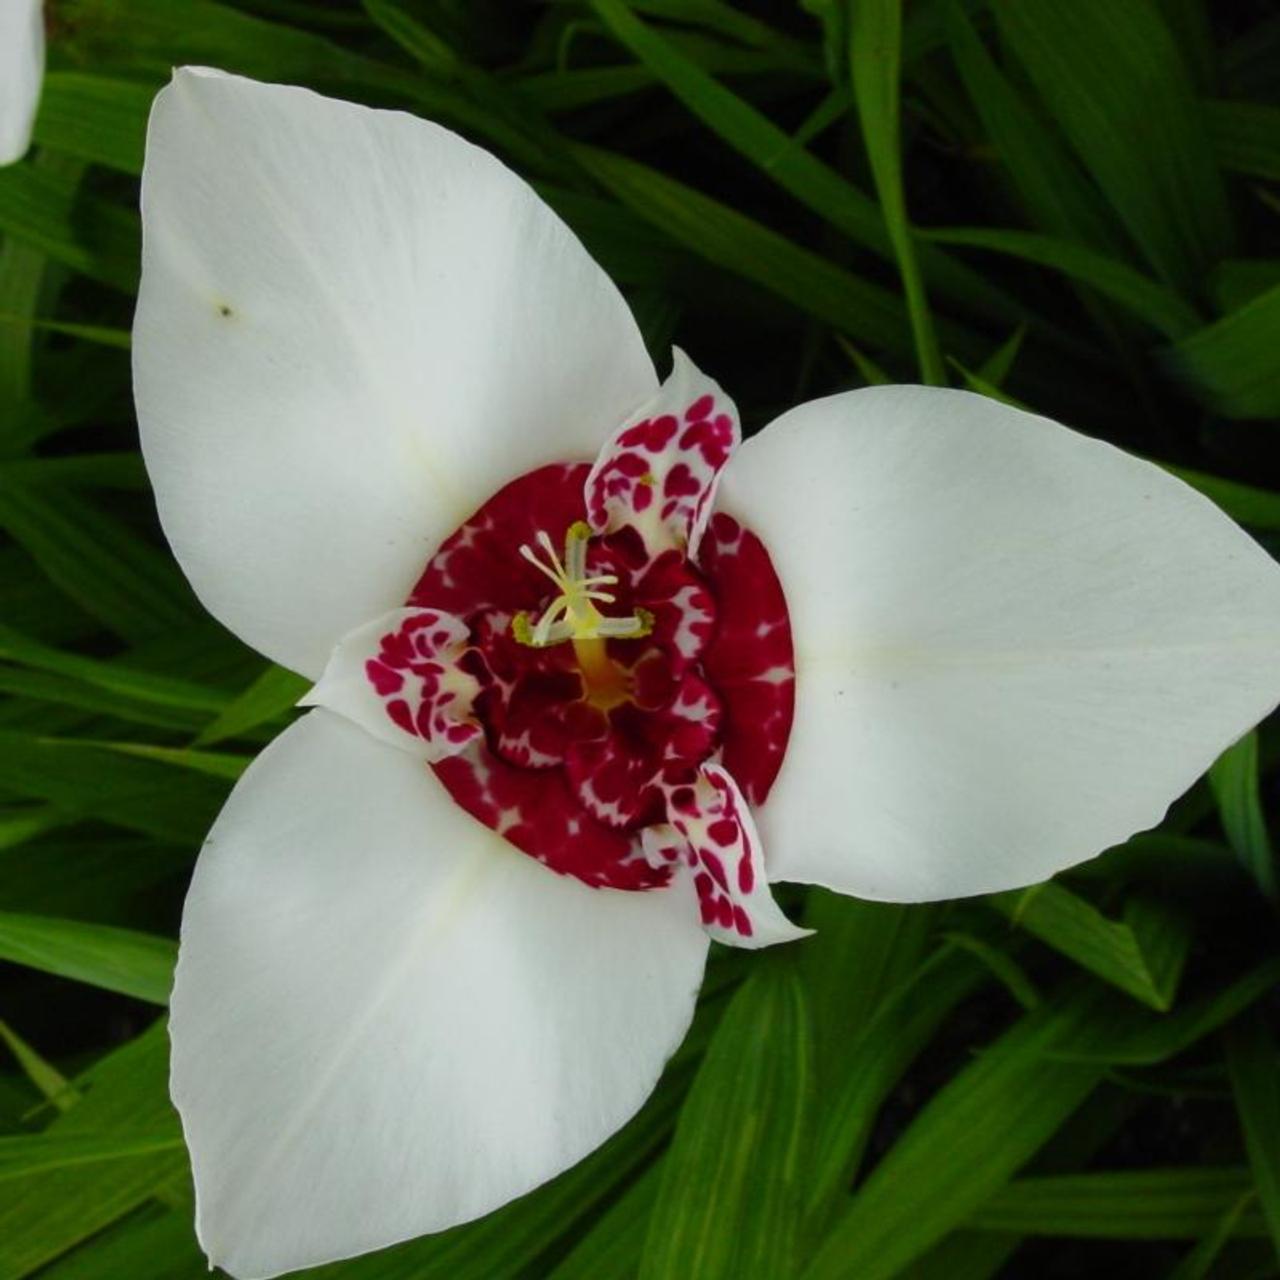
xmin=391 ymin=462 xmax=794 ymax=892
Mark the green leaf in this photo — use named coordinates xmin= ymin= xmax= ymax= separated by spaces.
xmin=1163 ymin=280 xmax=1280 ymax=418
xmin=0 ymin=729 xmax=228 ymax=844
xmin=0 ymin=912 xmax=175 ymax=1004
xmin=0 ymin=1132 xmax=184 ymax=1182
xmin=1209 ymin=732 xmax=1277 ymax=901
xmin=848 ymin=0 xmax=943 ymax=382
xmin=586 ymin=0 xmax=1021 ymax=334
xmin=1208 ymin=99 xmax=1280 ymax=180
xmin=1225 ymin=1009 xmax=1280 ymax=1261
xmin=547 ymin=1163 xmax=658 ymax=1279
xmin=0 ymin=1018 xmax=80 ymax=1114
xmin=806 ymin=943 xmax=988 ymax=1230
xmin=32 ymin=74 xmax=154 ymax=175
xmin=572 ymin=144 xmax=953 ymax=362
xmin=195 ymin=663 xmax=307 ymax=745
xmin=51 ymin=740 xmax=250 ymax=782
xmin=0 ymin=484 xmax=196 ymax=644
xmin=988 ymin=882 xmax=1191 ymax=1010
xmin=1051 ymin=957 xmax=1280 ymax=1065
xmin=1158 ymin=462 xmax=1280 ymax=532
xmin=993 ymin=0 xmax=1233 ymax=293
xmin=1166 ymin=1191 xmax=1260 ymax=1280
xmin=969 ymin=1168 xmax=1266 ymax=1239
xmin=0 ymin=1022 xmax=186 ymax=1279
xmin=639 ymin=959 xmax=812 ymax=1279
xmin=945 ymin=3 xmax=1122 ymax=252
xmin=0 ymin=623 xmax=229 ymax=714
xmin=0 ymin=162 xmax=138 ymax=293
xmin=801 ymin=983 xmax=1114 ymax=1280
xmin=30 ymin=1208 xmax=207 ymax=1280
xmin=923 ymin=226 xmax=1202 ymax=340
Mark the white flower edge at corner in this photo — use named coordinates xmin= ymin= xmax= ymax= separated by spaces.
xmin=0 ymin=0 xmax=44 ymax=166
xmin=134 ymin=68 xmax=1280 ymax=1280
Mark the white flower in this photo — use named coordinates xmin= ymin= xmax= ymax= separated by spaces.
xmin=0 ymin=0 xmax=43 ymax=165
xmin=134 ymin=68 xmax=1280 ymax=1280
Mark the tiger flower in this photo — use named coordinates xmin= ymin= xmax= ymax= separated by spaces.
xmin=0 ymin=0 xmax=44 ymax=165
xmin=134 ymin=69 xmax=1280 ymax=1280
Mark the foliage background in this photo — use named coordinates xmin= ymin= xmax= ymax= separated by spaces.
xmin=2 ymin=0 xmax=1280 ymax=1276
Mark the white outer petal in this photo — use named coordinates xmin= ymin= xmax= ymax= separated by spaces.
xmin=170 ymin=710 xmax=707 ymax=1280
xmin=0 ymin=0 xmax=43 ymax=165
xmin=719 ymin=385 xmax=1280 ymax=902
xmin=135 ymin=68 xmax=656 ymax=680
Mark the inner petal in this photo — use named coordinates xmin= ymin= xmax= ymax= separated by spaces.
xmin=380 ymin=456 xmax=794 ymax=903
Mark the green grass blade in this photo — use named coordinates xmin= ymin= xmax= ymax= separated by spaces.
xmin=194 ymin=664 xmax=307 ymax=745
xmin=0 ymin=911 xmax=176 ymax=1005
xmin=0 ymin=623 xmax=229 ymax=714
xmin=547 ymin=1163 xmax=658 ymax=1279
xmin=52 ymin=740 xmax=250 ymax=782
xmin=806 ymin=944 xmax=988 ymax=1230
xmin=588 ymin=0 xmax=1022 ymax=334
xmin=32 ymin=74 xmax=154 ymax=175
xmin=1207 ymin=99 xmax=1280 ymax=180
xmin=1166 ymin=1192 xmax=1259 ymax=1280
xmin=945 ymin=3 xmax=1121 ymax=251
xmin=1225 ymin=1010 xmax=1280 ymax=1261
xmin=0 ymin=163 xmax=138 ymax=294
xmin=988 ymin=883 xmax=1191 ymax=1010
xmin=1163 ymin=280 xmax=1280 ymax=418
xmin=1158 ymin=463 xmax=1280 ymax=532
xmin=0 ymin=1023 xmax=186 ymax=1279
xmin=969 ymin=1168 xmax=1265 ymax=1239
xmin=639 ymin=958 xmax=812 ymax=1279
xmin=1051 ymin=957 xmax=1280 ymax=1065
xmin=1208 ymin=732 xmax=1278 ymax=902
xmin=0 ymin=729 xmax=229 ymax=844
xmin=573 ymin=144 xmax=951 ymax=361
xmin=0 ymin=1019 xmax=80 ymax=1113
xmin=848 ymin=0 xmax=943 ymax=383
xmin=0 ymin=485 xmax=196 ymax=644
xmin=923 ymin=226 xmax=1202 ymax=340
xmin=0 ymin=1132 xmax=185 ymax=1182
xmin=801 ymin=983 xmax=1114 ymax=1280
xmin=993 ymin=0 xmax=1233 ymax=294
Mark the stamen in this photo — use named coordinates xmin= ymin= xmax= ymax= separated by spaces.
xmin=513 ymin=524 xmax=653 ymax=650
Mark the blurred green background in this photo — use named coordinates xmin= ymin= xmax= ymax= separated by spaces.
xmin=3 ymin=1 xmax=1280 ymax=1277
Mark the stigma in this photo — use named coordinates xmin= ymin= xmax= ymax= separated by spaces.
xmin=513 ymin=522 xmax=653 ymax=649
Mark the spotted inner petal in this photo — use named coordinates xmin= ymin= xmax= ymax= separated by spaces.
xmin=303 ymin=607 xmax=482 ymax=761
xmin=314 ymin=358 xmax=798 ymax=945
xmin=585 ymin=348 xmax=739 ymax=559
xmin=645 ymin=764 xmax=810 ymax=949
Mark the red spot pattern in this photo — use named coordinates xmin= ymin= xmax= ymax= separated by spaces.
xmin=699 ymin=514 xmax=796 ymax=807
xmin=642 ymin=763 xmax=797 ymax=945
xmin=587 ymin=384 xmax=738 ymax=555
xmin=363 ymin=610 xmax=482 ymax=755
xmin=380 ymin=458 xmax=794 ymax=908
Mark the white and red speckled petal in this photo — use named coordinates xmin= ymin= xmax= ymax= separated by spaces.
xmin=652 ymin=764 xmax=809 ymax=950
xmin=303 ymin=607 xmax=482 ymax=761
xmin=586 ymin=348 xmax=740 ymax=560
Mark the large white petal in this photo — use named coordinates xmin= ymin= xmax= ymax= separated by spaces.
xmin=135 ymin=69 xmax=656 ymax=679
xmin=170 ymin=710 xmax=706 ymax=1280
xmin=719 ymin=386 xmax=1280 ymax=902
xmin=0 ymin=0 xmax=43 ymax=165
